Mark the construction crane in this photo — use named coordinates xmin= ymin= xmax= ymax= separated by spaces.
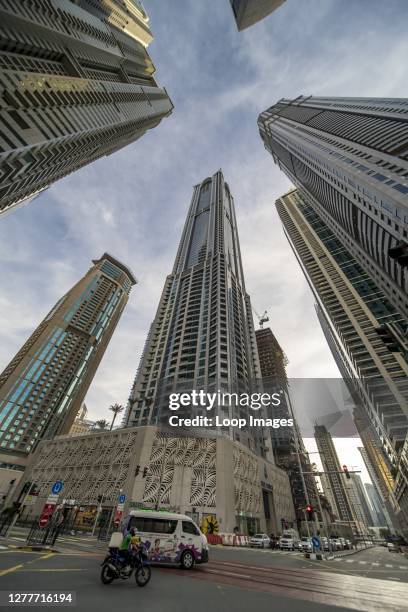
xmin=252 ymin=308 xmax=269 ymax=329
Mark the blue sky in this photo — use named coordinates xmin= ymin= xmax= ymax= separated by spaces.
xmin=0 ymin=0 xmax=407 ymax=478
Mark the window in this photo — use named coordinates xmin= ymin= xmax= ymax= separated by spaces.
xmin=129 ymin=516 xmax=177 ymax=534
xmin=182 ymin=521 xmax=200 ymax=535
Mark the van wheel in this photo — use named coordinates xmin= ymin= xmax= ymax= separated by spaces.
xmin=180 ymin=550 xmax=195 ymax=570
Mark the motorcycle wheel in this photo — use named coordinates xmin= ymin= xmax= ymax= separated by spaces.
xmin=101 ymin=564 xmax=116 ymax=585
xmin=135 ymin=565 xmax=151 ymax=587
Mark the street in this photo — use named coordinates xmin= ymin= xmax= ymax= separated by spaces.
xmin=0 ymin=535 xmax=407 ymax=611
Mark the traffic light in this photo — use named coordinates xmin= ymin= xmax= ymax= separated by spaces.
xmin=306 ymin=504 xmax=314 ymax=521
xmin=343 ymin=465 xmax=350 ymax=479
xmin=135 ymin=465 xmax=140 ymax=476
xmin=142 ymin=467 xmax=148 ymax=478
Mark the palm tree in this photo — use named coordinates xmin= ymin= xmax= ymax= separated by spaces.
xmin=94 ymin=419 xmax=109 ymax=430
xmin=109 ymin=403 xmax=124 ymax=430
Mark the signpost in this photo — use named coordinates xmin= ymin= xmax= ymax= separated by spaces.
xmin=51 ymin=480 xmax=63 ymax=495
xmin=38 ymin=481 xmax=64 ymax=529
xmin=312 ymin=536 xmax=320 ymax=550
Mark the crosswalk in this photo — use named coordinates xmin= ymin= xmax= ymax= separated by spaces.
xmin=334 ymin=557 xmax=408 ymax=570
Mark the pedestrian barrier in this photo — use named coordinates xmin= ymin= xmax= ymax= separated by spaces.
xmin=206 ymin=534 xmax=222 ymax=545
xmin=219 ymin=533 xmax=251 ymax=547
xmin=26 ymin=519 xmax=61 ymax=547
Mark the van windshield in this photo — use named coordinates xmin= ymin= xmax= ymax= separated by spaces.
xmin=129 ymin=516 xmax=177 ymax=534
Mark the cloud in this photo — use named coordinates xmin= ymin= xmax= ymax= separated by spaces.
xmin=0 ymin=0 xmax=406 ymax=429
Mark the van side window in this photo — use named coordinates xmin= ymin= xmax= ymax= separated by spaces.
xmin=129 ymin=517 xmax=177 ymax=534
xmin=182 ymin=521 xmax=200 ymax=535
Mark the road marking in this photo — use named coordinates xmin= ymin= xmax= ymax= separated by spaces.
xmin=399 ymin=566 xmax=408 ymax=570
xmin=372 ymin=562 xmax=380 ymax=566
xmin=385 ymin=564 xmax=393 ymax=568
xmin=19 ymin=569 xmax=85 ymax=572
xmin=39 ymin=553 xmax=55 ymax=561
xmin=345 ymin=559 xmax=354 ymax=563
xmin=358 ymin=561 xmax=367 ymax=564
xmin=0 ymin=564 xmax=23 ymax=577
xmin=206 ymin=569 xmax=250 ymax=579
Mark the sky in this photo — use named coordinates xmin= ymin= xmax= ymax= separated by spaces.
xmin=1 ymin=0 xmax=407 ymax=483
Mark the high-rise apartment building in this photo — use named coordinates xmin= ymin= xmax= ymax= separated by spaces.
xmin=125 ymin=170 xmax=265 ymax=454
xmin=348 ymin=473 xmax=375 ymax=529
xmin=255 ymin=327 xmax=320 ymax=523
xmin=0 ymin=0 xmax=173 ymax=216
xmin=229 ymin=0 xmax=286 ymax=30
xmin=258 ymin=96 xmax=408 ymax=320
xmin=364 ymin=482 xmax=388 ymax=527
xmin=0 ymin=253 xmax=136 ymax=465
xmin=314 ymin=425 xmax=357 ymax=526
xmin=276 ymin=189 xmax=408 ymax=529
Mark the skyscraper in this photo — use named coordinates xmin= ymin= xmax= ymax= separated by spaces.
xmin=0 ymin=0 xmax=173 ymax=216
xmin=348 ymin=473 xmax=375 ymax=529
xmin=229 ymin=0 xmax=286 ymax=30
xmin=314 ymin=425 xmax=357 ymax=526
xmin=125 ymin=170 xmax=265 ymax=454
xmin=258 ymin=96 xmax=408 ymax=320
xmin=276 ymin=188 xmax=408 ymax=530
xmin=0 ymin=253 xmax=136 ymax=464
xmin=365 ymin=483 xmax=388 ymax=528
xmin=255 ymin=327 xmax=320 ymax=524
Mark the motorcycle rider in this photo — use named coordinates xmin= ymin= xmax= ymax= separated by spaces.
xmin=120 ymin=527 xmax=141 ymax=573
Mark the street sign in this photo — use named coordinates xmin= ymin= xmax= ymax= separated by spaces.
xmin=39 ymin=503 xmax=57 ymax=528
xmin=312 ymin=536 xmax=321 ymax=549
xmin=51 ymin=480 xmax=63 ymax=495
xmin=118 ymin=494 xmax=126 ymax=504
xmin=114 ymin=508 xmax=123 ymax=525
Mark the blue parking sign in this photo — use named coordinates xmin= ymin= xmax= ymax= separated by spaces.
xmin=312 ymin=536 xmax=320 ymax=549
xmin=51 ymin=480 xmax=63 ymax=495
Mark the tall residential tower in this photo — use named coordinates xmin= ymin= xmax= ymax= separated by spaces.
xmin=0 ymin=0 xmax=173 ymax=216
xmin=276 ymin=188 xmax=408 ymax=532
xmin=314 ymin=425 xmax=358 ymax=526
xmin=255 ymin=327 xmax=320 ymax=524
xmin=125 ymin=170 xmax=265 ymax=454
xmin=258 ymin=96 xmax=408 ymax=320
xmin=0 ymin=254 xmax=136 ymax=466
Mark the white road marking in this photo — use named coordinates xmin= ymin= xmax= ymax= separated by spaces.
xmin=372 ymin=563 xmax=380 ymax=566
xmin=345 ymin=560 xmax=354 ymax=563
xmin=206 ymin=569 xmax=250 ymax=579
xmin=385 ymin=564 xmax=393 ymax=568
xmin=358 ymin=561 xmax=367 ymax=565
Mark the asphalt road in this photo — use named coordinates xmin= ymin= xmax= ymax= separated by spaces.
xmin=211 ymin=543 xmax=408 ymax=581
xmin=0 ymin=541 xmax=407 ymax=612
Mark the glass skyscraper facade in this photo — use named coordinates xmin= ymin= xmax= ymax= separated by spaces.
xmin=125 ymin=170 xmax=266 ymax=454
xmin=0 ymin=0 xmax=173 ymax=216
xmin=0 ymin=253 xmax=136 ymax=464
xmin=276 ymin=188 xmax=408 ymax=533
xmin=258 ymin=96 xmax=408 ymax=320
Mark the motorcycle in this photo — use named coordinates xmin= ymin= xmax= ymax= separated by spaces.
xmin=100 ymin=543 xmax=151 ymax=587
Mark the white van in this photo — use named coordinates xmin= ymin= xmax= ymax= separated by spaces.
xmin=121 ymin=511 xmax=209 ymax=569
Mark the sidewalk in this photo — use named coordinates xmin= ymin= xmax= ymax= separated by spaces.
xmin=0 ymin=524 xmax=107 ymax=554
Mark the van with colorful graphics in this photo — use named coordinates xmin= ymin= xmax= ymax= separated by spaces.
xmin=122 ymin=511 xmax=209 ymax=569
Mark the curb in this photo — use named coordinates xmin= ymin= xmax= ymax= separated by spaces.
xmin=333 ymin=545 xmax=374 ymax=559
xmin=304 ymin=552 xmax=334 ymax=561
